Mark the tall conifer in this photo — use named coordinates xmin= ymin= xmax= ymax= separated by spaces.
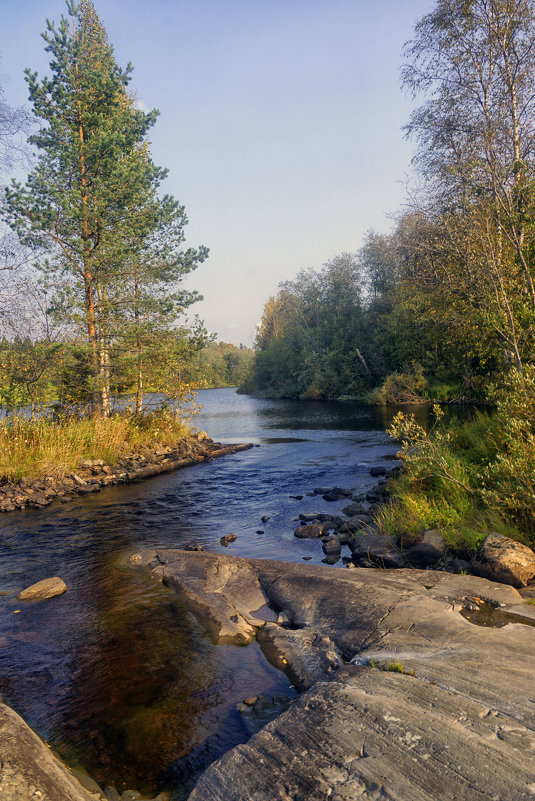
xmin=4 ymin=0 xmax=207 ymax=414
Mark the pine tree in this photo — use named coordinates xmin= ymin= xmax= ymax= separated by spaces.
xmin=4 ymin=0 xmax=207 ymax=414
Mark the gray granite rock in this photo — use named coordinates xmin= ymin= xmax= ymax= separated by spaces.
xmin=132 ymin=550 xmax=535 ymax=801
xmin=406 ymin=528 xmax=446 ymax=567
xmin=0 ymin=703 xmax=99 ymax=800
xmin=349 ymin=532 xmax=406 ymax=568
xmin=471 ymin=531 xmax=535 ymax=588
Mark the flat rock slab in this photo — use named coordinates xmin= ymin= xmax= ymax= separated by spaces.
xmin=0 ymin=702 xmax=98 ymax=801
xmin=189 ymin=665 xmax=535 ymax=801
xmin=137 ymin=550 xmax=268 ymax=644
xmin=133 ymin=550 xmax=535 ymax=801
xmin=17 ymin=576 xmax=68 ymax=601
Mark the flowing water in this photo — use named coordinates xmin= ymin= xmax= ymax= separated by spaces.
xmin=0 ymin=388 xmax=407 ymax=798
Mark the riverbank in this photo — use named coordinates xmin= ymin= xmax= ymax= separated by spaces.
xmin=6 ymin=549 xmax=535 ymax=801
xmin=0 ymin=432 xmax=253 ymax=512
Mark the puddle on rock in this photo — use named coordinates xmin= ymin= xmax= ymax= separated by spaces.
xmin=461 ymin=602 xmax=535 ymax=628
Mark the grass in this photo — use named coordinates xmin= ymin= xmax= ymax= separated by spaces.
xmin=386 ymin=661 xmax=416 ymax=677
xmin=376 ymin=410 xmax=526 ymax=555
xmin=0 ymin=411 xmax=192 ymax=482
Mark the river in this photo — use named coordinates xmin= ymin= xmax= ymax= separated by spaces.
xmin=0 ymin=388 xmax=405 ymax=799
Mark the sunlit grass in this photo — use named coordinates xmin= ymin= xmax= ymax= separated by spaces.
xmin=0 ymin=411 xmax=192 ymax=482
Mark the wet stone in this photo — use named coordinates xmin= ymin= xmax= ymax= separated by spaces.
xmin=17 ymin=576 xmax=68 ymax=601
xmin=220 ymin=534 xmax=237 ymax=547
xmin=322 ymin=536 xmax=341 ymax=555
xmin=341 ymin=502 xmax=366 ymax=517
xmin=294 ymin=523 xmax=324 ymax=539
xmin=370 ymin=466 xmax=387 ymax=476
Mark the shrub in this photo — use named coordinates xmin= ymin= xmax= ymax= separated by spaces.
xmin=479 ymin=367 xmax=535 ymax=537
xmin=375 ymin=362 xmax=428 ymax=404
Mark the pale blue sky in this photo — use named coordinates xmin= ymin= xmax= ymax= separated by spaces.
xmin=2 ymin=1 xmax=433 ymax=345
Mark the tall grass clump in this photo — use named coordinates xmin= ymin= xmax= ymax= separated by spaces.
xmin=376 ymin=403 xmax=526 ymax=554
xmin=0 ymin=410 xmax=191 ymax=482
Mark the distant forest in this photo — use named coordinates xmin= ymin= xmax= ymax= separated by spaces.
xmin=245 ymin=0 xmax=535 ymax=407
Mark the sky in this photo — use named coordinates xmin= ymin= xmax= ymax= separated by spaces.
xmin=1 ymin=0 xmax=434 ymax=346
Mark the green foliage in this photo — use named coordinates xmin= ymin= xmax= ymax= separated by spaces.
xmin=373 ymin=363 xmax=428 ymax=405
xmin=247 ymin=253 xmax=371 ymax=398
xmin=378 ymin=403 xmax=527 ymax=552
xmin=479 ymin=367 xmax=535 ymax=535
xmin=0 ymin=338 xmax=62 ymax=413
xmin=3 ymin=0 xmax=207 ymax=416
xmin=190 ymin=342 xmax=254 ymax=388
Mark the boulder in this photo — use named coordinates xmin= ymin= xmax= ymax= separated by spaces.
xmin=137 ymin=551 xmax=534 ymax=801
xmin=350 ymin=532 xmax=405 ymax=568
xmin=294 ymin=522 xmax=324 ymax=538
xmin=17 ymin=576 xmax=68 ymax=601
xmin=471 ymin=532 xmax=535 ymax=588
xmin=406 ymin=528 xmax=446 ymax=567
xmin=321 ymin=536 xmax=341 ymax=555
xmin=341 ymin=501 xmax=366 ymax=517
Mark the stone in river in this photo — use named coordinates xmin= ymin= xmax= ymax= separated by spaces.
xmin=220 ymin=534 xmax=237 ymax=547
xmin=183 ymin=541 xmax=204 ymax=551
xmin=299 ymin=512 xmax=321 ymax=523
xmin=350 ymin=533 xmax=405 ymax=569
xmin=341 ymin=501 xmax=366 ymax=517
xmin=17 ymin=576 xmax=68 ymax=601
xmin=294 ymin=523 xmax=324 ymax=538
xmin=370 ymin=466 xmax=387 ymax=476
xmin=322 ymin=536 xmax=341 ymax=555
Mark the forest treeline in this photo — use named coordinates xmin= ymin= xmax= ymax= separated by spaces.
xmin=245 ymin=0 xmax=535 ymax=543
xmin=247 ymin=0 xmax=535 ymax=409
xmin=243 ymin=228 xmax=473 ymax=403
xmin=0 ymin=337 xmax=253 ymax=415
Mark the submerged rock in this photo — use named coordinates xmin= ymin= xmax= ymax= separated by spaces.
xmin=17 ymin=576 xmax=68 ymax=601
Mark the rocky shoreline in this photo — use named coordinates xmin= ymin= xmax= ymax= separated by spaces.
xmin=4 ymin=546 xmax=535 ymax=800
xmin=4 ymin=452 xmax=535 ymax=800
xmin=137 ymin=549 xmax=535 ymax=801
xmin=0 ymin=433 xmax=254 ymax=513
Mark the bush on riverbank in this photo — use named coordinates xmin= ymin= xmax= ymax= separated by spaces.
xmin=0 ymin=411 xmax=191 ymax=482
xmin=376 ymin=388 xmax=533 ymax=553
